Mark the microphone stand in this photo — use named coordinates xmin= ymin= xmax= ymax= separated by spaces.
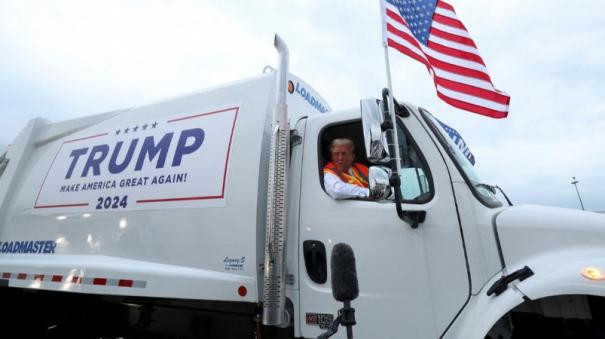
xmin=316 ymin=301 xmax=356 ymax=339
xmin=316 ymin=314 xmax=341 ymax=339
xmin=341 ymin=301 xmax=356 ymax=339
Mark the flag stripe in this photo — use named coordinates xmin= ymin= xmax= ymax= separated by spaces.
xmin=437 ymin=91 xmax=508 ymax=118
xmin=428 ymin=34 xmax=479 ymax=55
xmin=430 ymin=27 xmax=476 ymax=48
xmin=425 ymin=55 xmax=492 ymax=82
xmin=434 ymin=77 xmax=510 ymax=104
xmin=433 ymin=68 xmax=495 ymax=91
xmin=423 ymin=46 xmax=488 ymax=74
xmin=382 ymin=0 xmax=509 ymax=118
xmin=436 ymin=85 xmax=509 ymax=112
xmin=433 ymin=13 xmax=466 ymax=30
xmin=387 ymin=38 xmax=430 ymax=69
xmin=387 ymin=23 xmax=425 ymax=56
xmin=436 ymin=1 xmax=455 ymax=12
xmin=386 ymin=10 xmax=410 ymax=33
xmin=386 ymin=8 xmax=406 ymax=26
xmin=434 ymin=6 xmax=457 ymax=20
xmin=427 ymin=40 xmax=486 ymax=66
xmin=431 ymin=21 xmax=472 ymax=40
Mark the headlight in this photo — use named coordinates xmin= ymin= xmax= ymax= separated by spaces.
xmin=581 ymin=267 xmax=605 ymax=281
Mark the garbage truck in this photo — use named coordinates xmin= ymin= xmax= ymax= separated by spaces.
xmin=1 ymin=36 xmax=604 ymax=339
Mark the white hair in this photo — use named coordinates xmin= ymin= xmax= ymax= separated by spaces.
xmin=330 ymin=138 xmax=355 ymax=152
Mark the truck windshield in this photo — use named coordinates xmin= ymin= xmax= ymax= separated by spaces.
xmin=420 ymin=109 xmax=502 ymax=208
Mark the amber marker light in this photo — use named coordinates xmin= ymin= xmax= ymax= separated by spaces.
xmin=581 ymin=267 xmax=605 ymax=281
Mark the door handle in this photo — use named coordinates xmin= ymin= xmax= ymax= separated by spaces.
xmin=303 ymin=240 xmax=327 ymax=284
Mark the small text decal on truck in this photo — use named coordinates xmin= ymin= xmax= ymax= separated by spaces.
xmin=34 ymin=106 xmax=239 ymax=213
xmin=293 ymin=82 xmax=327 ymax=113
xmin=223 ymin=256 xmax=246 ymax=271
xmin=305 ymin=313 xmax=334 ymax=330
xmin=0 ymin=240 xmax=56 ymax=254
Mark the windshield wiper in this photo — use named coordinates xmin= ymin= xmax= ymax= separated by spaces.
xmin=0 ymin=152 xmax=8 ymax=178
xmin=475 ymin=183 xmax=513 ymax=206
xmin=494 ymin=185 xmax=513 ymax=206
xmin=475 ymin=183 xmax=496 ymax=194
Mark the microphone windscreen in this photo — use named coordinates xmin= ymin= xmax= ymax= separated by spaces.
xmin=331 ymin=243 xmax=359 ymax=302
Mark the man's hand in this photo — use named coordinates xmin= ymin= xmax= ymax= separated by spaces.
xmin=368 ymin=186 xmax=391 ymax=201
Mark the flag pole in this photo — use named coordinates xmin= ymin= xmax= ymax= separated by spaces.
xmin=382 ymin=27 xmax=403 ymax=175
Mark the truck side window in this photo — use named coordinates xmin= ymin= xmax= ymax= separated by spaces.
xmin=397 ymin=123 xmax=432 ymax=202
xmin=319 ymin=121 xmax=370 ymax=199
xmin=318 ymin=121 xmax=431 ymax=203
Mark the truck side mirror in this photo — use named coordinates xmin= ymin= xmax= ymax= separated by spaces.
xmin=360 ymin=99 xmax=390 ymax=164
xmin=368 ymin=166 xmax=392 ymax=201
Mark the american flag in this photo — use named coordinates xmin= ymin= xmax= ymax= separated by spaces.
xmin=382 ymin=0 xmax=510 ymax=118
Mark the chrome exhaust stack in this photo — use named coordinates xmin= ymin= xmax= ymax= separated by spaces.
xmin=262 ymin=34 xmax=290 ymax=327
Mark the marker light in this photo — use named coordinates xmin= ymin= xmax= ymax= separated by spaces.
xmin=581 ymin=267 xmax=605 ymax=281
xmin=238 ymin=285 xmax=247 ymax=297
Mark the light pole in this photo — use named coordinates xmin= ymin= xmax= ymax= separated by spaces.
xmin=571 ymin=177 xmax=585 ymax=211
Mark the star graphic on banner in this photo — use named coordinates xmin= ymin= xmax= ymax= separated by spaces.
xmin=115 ymin=129 xmax=121 ymax=135
xmin=124 ymin=127 xmax=130 ymax=134
xmin=152 ymin=122 xmax=158 ymax=128
xmin=142 ymin=123 xmax=148 ymax=130
xmin=133 ymin=125 xmax=139 ymax=132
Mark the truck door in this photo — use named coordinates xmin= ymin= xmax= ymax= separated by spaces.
xmin=297 ymin=109 xmax=469 ymax=339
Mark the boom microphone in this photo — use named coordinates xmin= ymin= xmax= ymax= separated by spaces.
xmin=317 ymin=243 xmax=359 ymax=339
xmin=331 ymin=243 xmax=359 ymax=302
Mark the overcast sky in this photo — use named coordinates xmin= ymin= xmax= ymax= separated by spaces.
xmin=1 ymin=0 xmax=604 ymax=211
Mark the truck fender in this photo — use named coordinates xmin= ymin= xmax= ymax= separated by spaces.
xmin=443 ymin=272 xmax=526 ymax=339
xmin=512 ymin=247 xmax=605 ymax=300
xmin=448 ymin=247 xmax=605 ymax=339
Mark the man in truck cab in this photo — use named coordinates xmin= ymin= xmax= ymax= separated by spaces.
xmin=323 ymin=138 xmax=370 ymax=199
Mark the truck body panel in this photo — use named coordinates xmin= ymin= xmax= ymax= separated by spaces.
xmin=0 ymin=74 xmax=279 ymax=303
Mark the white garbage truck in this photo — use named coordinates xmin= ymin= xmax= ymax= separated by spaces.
xmin=1 ymin=36 xmax=604 ymax=339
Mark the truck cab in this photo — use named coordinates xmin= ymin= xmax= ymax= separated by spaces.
xmin=290 ymin=97 xmax=605 ymax=339
xmin=290 ymin=99 xmax=488 ymax=338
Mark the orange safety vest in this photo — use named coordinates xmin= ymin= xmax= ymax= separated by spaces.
xmin=323 ymin=162 xmax=369 ymax=188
